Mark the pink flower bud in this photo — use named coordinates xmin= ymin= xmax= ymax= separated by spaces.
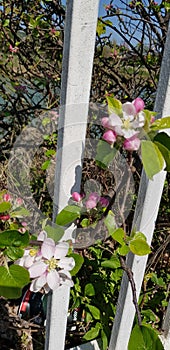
xmin=3 ymin=193 xmax=12 ymax=202
xmin=0 ymin=214 xmax=10 ymax=221
xmin=85 ymin=199 xmax=97 ymax=209
xmin=150 ymin=115 xmax=155 ymax=124
xmin=102 ymin=130 xmax=116 ymax=145
xmin=99 ymin=197 xmax=109 ymax=207
xmin=72 ymin=192 xmax=82 ymax=202
xmin=132 ymin=97 xmax=145 ymax=113
xmin=101 ymin=117 xmax=110 ymax=129
xmin=123 ymin=135 xmax=140 ymax=151
xmin=16 ymin=198 xmax=23 ymax=205
xmin=18 ymin=227 xmax=27 ymax=233
xmin=9 ymin=44 xmax=19 ymax=53
xmin=88 ymin=192 xmax=100 ymax=201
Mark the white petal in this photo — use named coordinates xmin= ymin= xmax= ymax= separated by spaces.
xmin=123 ymin=102 xmax=136 ymax=116
xmin=41 ymin=238 xmax=55 ymax=259
xmin=30 ymin=274 xmax=47 ymax=292
xmin=54 ymin=241 xmax=69 ymax=259
xmin=29 ymin=261 xmax=47 ymax=278
xmin=123 ymin=129 xmax=139 ymax=139
xmin=37 ymin=230 xmax=47 ymax=241
xmin=58 ymin=257 xmax=75 ymax=271
xmin=108 ymin=113 xmax=122 ymax=127
xmin=47 ymin=270 xmax=60 ymax=290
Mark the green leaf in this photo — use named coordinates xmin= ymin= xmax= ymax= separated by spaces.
xmin=129 ymin=239 xmax=151 ymax=256
xmin=41 ymin=159 xmax=51 ymax=170
xmin=0 ymin=201 xmax=11 ymax=213
xmin=141 ymin=141 xmax=164 ymax=179
xmin=96 ymin=19 xmax=106 ymax=36
xmin=10 ymin=207 xmax=30 ymax=218
xmin=6 ymin=246 xmax=24 ymax=260
xmin=0 ymin=230 xmax=29 ymax=248
xmin=81 ymin=218 xmax=90 ymax=227
xmin=151 ymin=116 xmax=170 ymax=131
xmin=0 ymin=265 xmax=30 ymax=299
xmin=131 ymin=231 xmax=147 ymax=241
xmin=84 ymin=283 xmax=95 ymax=296
xmin=117 ymin=244 xmax=130 ymax=256
xmin=101 ymin=255 xmax=120 ymax=269
xmin=104 ymin=211 xmax=116 ymax=236
xmin=106 ymin=96 xmax=122 ymax=116
xmin=101 ymin=329 xmax=108 ymax=350
xmin=96 ymin=140 xmax=117 ymax=168
xmin=69 ymin=253 xmax=84 ymax=276
xmin=154 ymin=140 xmax=170 ymax=171
xmin=87 ymin=304 xmax=101 ymax=319
xmin=44 ymin=224 xmax=64 ymax=242
xmin=111 ymin=228 xmax=125 ymax=245
xmin=128 ymin=324 xmax=164 ymax=350
xmin=56 ymin=205 xmax=82 ymax=226
xmin=83 ymin=323 xmax=101 ymax=341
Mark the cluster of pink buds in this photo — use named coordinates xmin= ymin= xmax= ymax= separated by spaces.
xmin=72 ymin=191 xmax=109 ymax=210
xmin=9 ymin=44 xmax=19 ymax=53
xmin=102 ymin=97 xmax=145 ymax=151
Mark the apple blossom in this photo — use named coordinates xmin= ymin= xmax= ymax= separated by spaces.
xmin=123 ymin=135 xmax=141 ymax=151
xmin=99 ymin=197 xmax=109 ymax=207
xmin=85 ymin=192 xmax=100 ymax=209
xmin=18 ymin=238 xmax=75 ymax=293
xmin=72 ymin=192 xmax=82 ymax=202
xmin=132 ymin=97 xmax=145 ymax=113
xmin=102 ymin=129 xmax=117 ymax=145
xmin=3 ymin=193 xmax=12 ymax=202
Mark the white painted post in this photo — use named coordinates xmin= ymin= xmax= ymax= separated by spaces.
xmin=45 ymin=1 xmax=100 ymax=350
xmin=109 ymin=22 xmax=170 ymax=350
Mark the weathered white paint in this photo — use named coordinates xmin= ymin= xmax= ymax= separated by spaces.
xmin=45 ymin=1 xmax=100 ymax=350
xmin=109 ymin=21 xmax=170 ymax=350
xmin=69 ymin=339 xmax=101 ymax=350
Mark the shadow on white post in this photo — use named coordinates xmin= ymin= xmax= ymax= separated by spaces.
xmin=45 ymin=1 xmax=100 ymax=350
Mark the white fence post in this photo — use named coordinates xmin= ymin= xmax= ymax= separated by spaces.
xmin=109 ymin=21 xmax=170 ymax=350
xmin=45 ymin=1 xmax=100 ymax=350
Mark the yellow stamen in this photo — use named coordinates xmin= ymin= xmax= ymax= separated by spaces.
xmin=47 ymin=257 xmax=58 ymax=271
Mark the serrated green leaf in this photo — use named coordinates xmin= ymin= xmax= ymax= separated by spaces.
xmin=0 ymin=265 xmax=30 ymax=299
xmin=56 ymin=205 xmax=82 ymax=226
xmin=106 ymin=96 xmax=122 ymax=116
xmin=128 ymin=324 xmax=164 ymax=350
xmin=104 ymin=211 xmax=116 ymax=236
xmin=87 ymin=304 xmax=101 ymax=319
xmin=141 ymin=141 xmax=164 ymax=179
xmin=0 ymin=201 xmax=11 ymax=213
xmin=84 ymin=283 xmax=95 ymax=296
xmin=129 ymin=238 xmax=151 ymax=256
xmin=111 ymin=228 xmax=125 ymax=245
xmin=44 ymin=224 xmax=64 ymax=242
xmin=69 ymin=253 xmax=84 ymax=276
xmin=96 ymin=140 xmax=117 ymax=168
xmin=151 ymin=116 xmax=170 ymax=131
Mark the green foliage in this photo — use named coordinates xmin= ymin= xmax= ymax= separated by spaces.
xmin=56 ymin=205 xmax=82 ymax=226
xmin=128 ymin=324 xmax=164 ymax=350
xmin=96 ymin=140 xmax=117 ymax=168
xmin=0 ymin=265 xmax=30 ymax=299
xmin=141 ymin=141 xmax=164 ymax=179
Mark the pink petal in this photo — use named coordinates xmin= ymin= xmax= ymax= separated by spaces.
xmin=58 ymin=257 xmax=75 ymax=271
xmin=132 ymin=97 xmax=145 ymax=113
xmin=54 ymin=242 xmax=69 ymax=259
xmin=102 ymin=130 xmax=116 ymax=145
xmin=41 ymin=238 xmax=55 ymax=259
xmin=85 ymin=198 xmax=97 ymax=209
xmin=47 ymin=270 xmax=60 ymax=290
xmin=72 ymin=192 xmax=82 ymax=202
xmin=108 ymin=113 xmax=122 ymax=127
xmin=29 ymin=261 xmax=47 ymax=278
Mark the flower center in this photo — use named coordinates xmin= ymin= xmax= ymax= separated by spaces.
xmin=123 ymin=118 xmax=131 ymax=130
xmin=47 ymin=257 xmax=58 ymax=271
xmin=29 ymin=248 xmax=38 ymax=257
